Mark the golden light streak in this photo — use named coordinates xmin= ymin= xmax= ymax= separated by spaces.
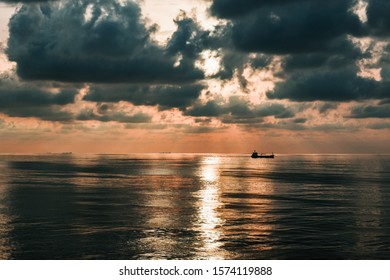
xmin=195 ymin=156 xmax=226 ymax=259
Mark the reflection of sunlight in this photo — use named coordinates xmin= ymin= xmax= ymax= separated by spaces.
xmin=199 ymin=185 xmax=220 ymax=244
xmin=201 ymin=157 xmax=220 ymax=183
xmin=201 ymin=165 xmax=218 ymax=182
xmin=196 ymin=156 xmax=224 ymax=259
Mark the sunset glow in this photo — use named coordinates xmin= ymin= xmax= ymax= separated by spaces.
xmin=0 ymin=0 xmax=389 ymax=154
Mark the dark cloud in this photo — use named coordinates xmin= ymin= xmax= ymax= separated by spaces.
xmin=0 ymin=80 xmax=156 ymax=123
xmin=201 ymin=23 xmax=250 ymax=81
xmin=206 ymin=0 xmax=376 ymax=103
xmin=379 ymin=98 xmax=390 ymax=105
xmin=1 ymin=0 xmax=56 ymax=3
xmin=267 ymin=70 xmax=383 ymax=102
xmin=292 ymin=118 xmax=307 ymax=124
xmin=84 ymin=84 xmax=205 ymax=110
xmin=318 ymin=103 xmax=338 ymax=113
xmin=6 ymin=2 xmax=212 ymax=116
xmin=185 ymin=97 xmax=294 ymax=121
xmin=209 ymin=0 xmax=316 ymax=19
xmin=210 ymin=0 xmax=269 ymax=19
xmin=2 ymin=106 xmax=73 ymax=121
xmin=211 ymin=0 xmax=390 ymax=104
xmin=0 ymin=86 xmax=76 ymax=108
xmin=281 ymin=38 xmax=365 ymax=74
xmin=349 ymin=104 xmax=390 ymax=118
xmin=366 ymin=0 xmax=390 ymax=36
xmin=3 ymin=0 xmax=390 ymax=135
xmin=7 ymin=0 xmax=204 ymax=83
xmin=203 ymin=0 xmax=390 ymax=114
xmin=228 ymin=1 xmax=363 ymax=54
xmin=0 ymin=83 xmax=77 ymax=121
xmin=253 ymin=103 xmax=294 ymax=119
xmin=167 ymin=11 xmax=209 ymax=60
xmin=213 ymin=49 xmax=273 ymax=92
xmin=381 ymin=65 xmax=390 ymax=81
xmin=185 ymin=100 xmax=223 ymax=117
xmin=250 ymin=54 xmax=273 ymax=69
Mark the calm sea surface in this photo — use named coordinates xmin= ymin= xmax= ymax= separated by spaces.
xmin=0 ymin=153 xmax=389 ymax=259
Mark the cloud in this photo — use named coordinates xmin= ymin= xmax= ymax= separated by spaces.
xmin=267 ymin=69 xmax=384 ymax=102
xmin=281 ymin=38 xmax=365 ymax=74
xmin=206 ymin=0 xmax=390 ymax=104
xmin=0 ymin=82 xmax=77 ymax=121
xmin=3 ymin=0 xmax=390 ymax=134
xmin=209 ymin=0 xmax=309 ymax=19
xmin=292 ymin=118 xmax=307 ymax=124
xmin=210 ymin=0 xmax=390 ymax=31
xmin=84 ymin=84 xmax=205 ymax=110
xmin=225 ymin=1 xmax=363 ymax=54
xmin=1 ymin=0 xmax=56 ymax=3
xmin=379 ymin=98 xmax=390 ymax=105
xmin=0 ymin=79 xmax=156 ymax=123
xmin=2 ymin=106 xmax=73 ymax=121
xmin=318 ymin=103 xmax=338 ymax=113
xmin=366 ymin=0 xmax=390 ymax=36
xmin=349 ymin=104 xmax=390 ymax=118
xmin=7 ymin=0 xmax=204 ymax=83
xmin=382 ymin=68 xmax=390 ymax=81
xmin=76 ymin=110 xmax=152 ymax=124
xmin=185 ymin=97 xmax=294 ymax=121
xmin=205 ymin=0 xmax=382 ymax=103
xmin=0 ymin=88 xmax=76 ymax=108
xmin=184 ymin=100 xmax=223 ymax=117
xmin=167 ymin=11 xmax=210 ymax=60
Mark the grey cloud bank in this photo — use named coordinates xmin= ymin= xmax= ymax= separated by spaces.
xmin=1 ymin=0 xmax=390 ymax=129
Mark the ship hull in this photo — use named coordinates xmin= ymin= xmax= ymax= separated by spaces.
xmin=251 ymin=155 xmax=274 ymax=158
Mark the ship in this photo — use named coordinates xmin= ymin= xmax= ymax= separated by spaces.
xmin=251 ymin=151 xmax=274 ymax=158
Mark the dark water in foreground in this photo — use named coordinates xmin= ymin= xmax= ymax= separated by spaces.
xmin=0 ymin=153 xmax=389 ymax=260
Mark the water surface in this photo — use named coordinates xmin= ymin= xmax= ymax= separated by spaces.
xmin=0 ymin=153 xmax=389 ymax=259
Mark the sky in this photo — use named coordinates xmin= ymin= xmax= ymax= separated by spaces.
xmin=0 ymin=0 xmax=389 ymax=154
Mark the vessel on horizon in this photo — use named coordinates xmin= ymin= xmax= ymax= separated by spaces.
xmin=251 ymin=150 xmax=274 ymax=158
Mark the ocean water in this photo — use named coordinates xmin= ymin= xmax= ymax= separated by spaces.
xmin=0 ymin=153 xmax=389 ymax=260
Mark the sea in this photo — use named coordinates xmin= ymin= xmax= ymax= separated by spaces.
xmin=0 ymin=153 xmax=389 ymax=260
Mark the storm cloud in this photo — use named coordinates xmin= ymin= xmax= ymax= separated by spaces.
xmin=0 ymin=87 xmax=76 ymax=108
xmin=2 ymin=0 xmax=390 ymax=140
xmin=185 ymin=97 xmax=294 ymax=121
xmin=0 ymin=83 xmax=77 ymax=121
xmin=1 ymin=0 xmax=56 ymax=3
xmin=366 ymin=0 xmax=390 ymax=36
xmin=267 ymin=70 xmax=384 ymax=102
xmin=84 ymin=84 xmax=205 ymax=110
xmin=204 ymin=0 xmax=390 ymax=105
xmin=219 ymin=1 xmax=363 ymax=54
xmin=209 ymin=0 xmax=319 ymax=19
xmin=7 ymin=0 xmax=204 ymax=83
xmin=349 ymin=104 xmax=390 ymax=118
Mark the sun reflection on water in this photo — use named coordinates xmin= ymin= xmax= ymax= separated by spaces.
xmin=196 ymin=156 xmax=225 ymax=259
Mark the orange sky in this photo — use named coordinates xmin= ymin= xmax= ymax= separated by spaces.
xmin=0 ymin=0 xmax=389 ymax=154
